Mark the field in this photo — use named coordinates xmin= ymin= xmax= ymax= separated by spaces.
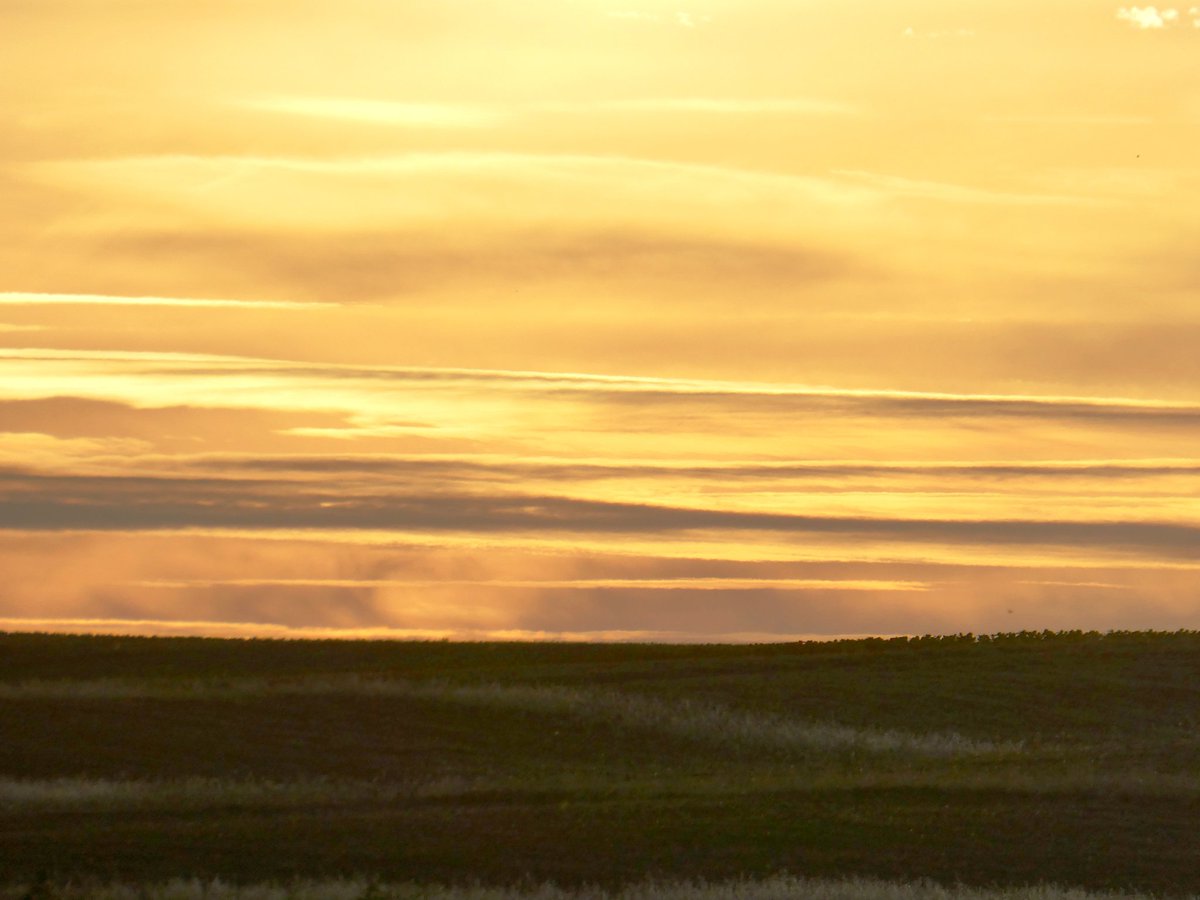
xmin=0 ymin=631 xmax=1197 ymax=898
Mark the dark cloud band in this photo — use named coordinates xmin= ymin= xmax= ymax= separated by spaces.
xmin=1 ymin=470 xmax=1196 ymax=557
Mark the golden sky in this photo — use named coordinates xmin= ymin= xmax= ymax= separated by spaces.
xmin=2 ymin=0 xmax=1199 ymax=640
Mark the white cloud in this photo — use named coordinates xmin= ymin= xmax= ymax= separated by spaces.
xmin=1118 ymin=5 xmax=1200 ymax=26
xmin=240 ymin=97 xmax=505 ymax=128
xmin=244 ymin=95 xmax=858 ymax=125
xmin=1116 ymin=6 xmax=1178 ymax=28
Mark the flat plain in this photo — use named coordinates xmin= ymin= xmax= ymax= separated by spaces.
xmin=0 ymin=631 xmax=1197 ymax=898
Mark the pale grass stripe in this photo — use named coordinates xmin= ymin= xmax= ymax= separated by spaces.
xmin=423 ymin=681 xmax=1018 ymax=757
xmin=0 ymin=675 xmax=1017 ymax=757
xmin=0 ymin=776 xmax=477 ymax=811
xmin=2 ymin=768 xmax=1198 ymax=814
xmin=0 ymin=875 xmax=1187 ymax=900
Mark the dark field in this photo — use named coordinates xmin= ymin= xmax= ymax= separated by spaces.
xmin=1 ymin=631 xmax=1197 ymax=896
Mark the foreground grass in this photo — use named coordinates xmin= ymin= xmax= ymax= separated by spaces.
xmin=0 ymin=631 xmax=1197 ymax=894
xmin=3 ymin=875 xmax=1190 ymax=900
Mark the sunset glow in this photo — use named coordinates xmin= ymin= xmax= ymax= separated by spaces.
xmin=3 ymin=0 xmax=1199 ymax=639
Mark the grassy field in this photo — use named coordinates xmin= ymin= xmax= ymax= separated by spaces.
xmin=0 ymin=631 xmax=1197 ymax=898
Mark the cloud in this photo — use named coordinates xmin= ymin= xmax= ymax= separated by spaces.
xmin=240 ymin=97 xmax=506 ymax=128
xmin=27 ymin=151 xmax=882 ymax=235
xmin=22 ymin=148 xmax=1124 ymax=318
xmin=1117 ymin=6 xmax=1167 ymax=27
xmin=201 ymin=454 xmax=1200 ymax=485
xmin=13 ymin=578 xmax=1193 ymax=640
xmin=38 ymin=153 xmax=1090 ymax=241
xmin=4 ymin=349 xmax=1200 ymax=441
xmin=239 ymin=95 xmax=857 ymax=130
xmin=0 ymin=397 xmax=358 ymax=456
xmin=0 ymin=291 xmax=334 ymax=310
xmin=832 ymin=170 xmax=1104 ymax=208
xmin=0 ymin=468 xmax=1197 ymax=559
xmin=87 ymin=227 xmax=861 ymax=304
xmin=138 ymin=576 xmax=927 ymax=592
xmin=1 ymin=530 xmax=1197 ymax=640
xmin=1116 ymin=6 xmax=1200 ymax=28
xmin=0 ymin=433 xmax=150 ymax=469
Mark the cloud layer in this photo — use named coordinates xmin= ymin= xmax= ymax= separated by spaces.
xmin=2 ymin=0 xmax=1199 ymax=638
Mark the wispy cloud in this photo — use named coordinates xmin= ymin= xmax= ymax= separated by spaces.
xmin=201 ymin=454 xmax=1200 ymax=484
xmin=239 ymin=95 xmax=856 ymax=127
xmin=592 ymin=98 xmax=855 ymax=115
xmin=136 ymin=577 xmax=928 ymax=592
xmin=0 ymin=397 xmax=353 ymax=459
xmin=239 ymin=97 xmax=506 ymax=128
xmin=1 ymin=528 xmax=1196 ymax=640
xmin=28 ymin=151 xmax=881 ymax=235
xmin=606 ymin=10 xmax=712 ymax=28
xmin=832 ymin=170 xmax=1105 ymax=208
xmin=0 ymin=433 xmax=150 ymax=468
xmin=0 ymin=291 xmax=335 ymax=310
xmin=4 ymin=349 xmax=1200 ymax=430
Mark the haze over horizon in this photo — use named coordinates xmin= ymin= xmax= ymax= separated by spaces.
xmin=2 ymin=0 xmax=1199 ymax=641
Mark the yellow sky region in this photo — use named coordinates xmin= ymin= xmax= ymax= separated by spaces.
xmin=1 ymin=0 xmax=1199 ymax=639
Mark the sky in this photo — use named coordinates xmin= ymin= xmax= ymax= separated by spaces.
xmin=2 ymin=0 xmax=1199 ymax=641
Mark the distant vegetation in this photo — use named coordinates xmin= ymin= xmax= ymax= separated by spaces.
xmin=1 ymin=631 xmax=1197 ymax=897
xmin=0 ymin=875 xmax=1183 ymax=900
